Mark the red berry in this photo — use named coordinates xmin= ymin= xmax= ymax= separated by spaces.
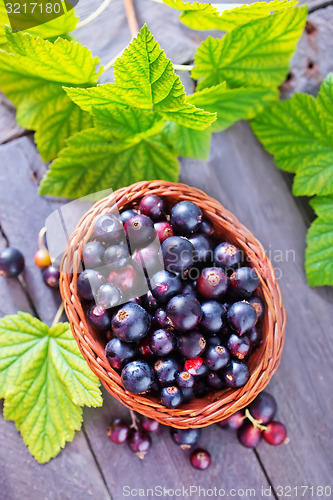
xmin=154 ymin=222 xmax=174 ymax=243
xmin=263 ymin=421 xmax=287 ymax=446
xmin=217 ymin=410 xmax=245 ymax=431
xmin=190 ymin=449 xmax=211 ymax=470
xmin=34 ymin=248 xmax=52 ymax=268
xmin=107 ymin=418 xmax=130 ymax=444
xmin=184 ymin=357 xmax=203 ymax=375
xmin=128 ymin=429 xmax=152 ymax=459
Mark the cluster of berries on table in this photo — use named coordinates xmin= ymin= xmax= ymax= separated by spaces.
xmin=0 ymin=228 xmax=59 ymax=289
xmin=107 ymin=391 xmax=287 ymax=470
xmin=76 ymin=194 xmax=265 ymax=408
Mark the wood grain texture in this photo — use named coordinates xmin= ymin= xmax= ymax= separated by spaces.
xmin=180 ymin=123 xmax=333 ymax=498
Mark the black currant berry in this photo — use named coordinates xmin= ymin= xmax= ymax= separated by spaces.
xmin=170 ymin=201 xmax=202 ymax=235
xmin=170 ymin=428 xmax=201 ymax=449
xmin=142 ymin=417 xmax=160 ymax=433
xmin=104 ymin=242 xmax=130 ymax=270
xmin=190 ymin=449 xmax=211 ymax=470
xmin=105 ymin=338 xmax=136 ymax=370
xmin=182 ymin=386 xmax=196 ymax=403
xmin=227 ymin=333 xmax=251 ymax=360
xmin=0 ymin=247 xmax=25 ymax=278
xmin=263 ymin=421 xmax=287 ymax=446
xmin=107 ymin=418 xmax=130 ymax=444
xmin=96 ymin=283 xmax=123 ymax=309
xmin=160 ymin=386 xmax=183 ymax=408
xmin=119 ymin=209 xmax=138 ymax=225
xmin=177 ymin=331 xmax=206 ymax=359
xmin=121 ymin=361 xmax=154 ymax=394
xmin=217 ymin=410 xmax=245 ymax=430
xmin=132 ymin=243 xmax=163 ymax=276
xmin=196 ymin=267 xmax=228 ymax=300
xmin=108 ymin=265 xmax=141 ymax=299
xmin=247 ymin=325 xmax=263 ymax=347
xmin=200 ymin=219 xmax=214 ymax=238
xmin=181 ymin=281 xmax=198 ymax=299
xmin=139 ymin=194 xmax=165 ymax=221
xmin=249 ymin=296 xmax=265 ymax=320
xmin=142 ymin=290 xmax=159 ymax=313
xmin=222 ymin=360 xmax=250 ymax=388
xmin=206 ymin=371 xmax=225 ymax=390
xmin=87 ymin=304 xmax=111 ymax=331
xmin=42 ymin=265 xmax=60 ymax=288
xmin=77 ymin=269 xmax=106 ymax=301
xmin=203 ymin=345 xmax=230 ymax=371
xmin=111 ymin=303 xmax=151 ymax=343
xmin=166 ymin=294 xmax=202 ymax=332
xmin=227 ymin=301 xmax=257 ymax=335
xmin=230 ymin=267 xmax=259 ymax=298
xmin=214 ymin=242 xmax=242 ymax=270
xmin=247 ymin=392 xmax=277 ymax=424
xmin=153 ymin=308 xmax=169 ymax=329
xmin=125 ymin=214 xmax=156 ymax=248
xmin=150 ymin=270 xmax=182 ymax=303
xmin=128 ymin=428 xmax=152 ymax=458
xmin=176 ymin=371 xmax=195 ymax=389
xmin=200 ymin=300 xmax=227 ymax=334
xmin=149 ymin=329 xmax=176 ymax=357
xmin=189 ymin=234 xmax=213 ymax=264
xmin=237 ymin=421 xmax=262 ymax=448
xmin=161 ymin=236 xmax=194 ymax=274
xmin=154 ymin=357 xmax=180 ymax=386
xmin=94 ymin=214 xmax=124 ymax=244
xmin=82 ymin=241 xmax=104 ymax=269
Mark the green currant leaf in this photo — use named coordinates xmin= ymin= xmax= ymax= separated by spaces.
xmin=251 ymin=74 xmax=333 ymax=195
xmin=0 ymin=313 xmax=102 ymax=464
xmin=162 ymin=0 xmax=298 ymax=32
xmin=65 ymin=25 xmax=216 ymax=130
xmin=162 ymin=121 xmax=212 ymax=160
xmin=310 ymin=196 xmax=333 ymax=218
xmin=305 ymin=213 xmax=333 ymax=286
xmin=187 ymin=83 xmax=279 ymax=131
xmin=39 ymin=126 xmax=179 ymax=198
xmin=0 ymin=28 xmax=102 ymax=161
xmin=192 ymin=6 xmax=307 ymax=91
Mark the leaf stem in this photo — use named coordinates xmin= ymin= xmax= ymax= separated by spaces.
xmin=173 ymin=63 xmax=194 ymax=72
xmin=51 ymin=302 xmax=65 ymax=328
xmin=129 ymin=409 xmax=139 ymax=431
xmin=38 ymin=226 xmax=48 ymax=252
xmin=123 ymin=0 xmax=139 ymax=38
xmin=75 ymin=0 xmax=113 ymax=30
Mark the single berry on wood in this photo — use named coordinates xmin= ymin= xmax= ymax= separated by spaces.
xmin=34 ymin=248 xmax=51 ymax=268
xmin=237 ymin=421 xmax=263 ymax=448
xmin=263 ymin=421 xmax=287 ymax=446
xmin=0 ymin=247 xmax=25 ymax=278
xmin=128 ymin=428 xmax=152 ymax=459
xmin=190 ymin=449 xmax=211 ymax=470
xmin=107 ymin=418 xmax=130 ymax=444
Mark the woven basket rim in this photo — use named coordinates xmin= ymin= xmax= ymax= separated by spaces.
xmin=60 ymin=180 xmax=286 ymax=429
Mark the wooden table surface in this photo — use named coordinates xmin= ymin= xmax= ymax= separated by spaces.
xmin=1 ymin=1 xmax=333 ymax=499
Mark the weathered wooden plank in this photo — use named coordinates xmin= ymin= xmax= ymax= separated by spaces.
xmin=180 ymin=122 xmax=333 ymax=496
xmin=0 ymin=403 xmax=112 ymax=500
xmin=83 ymin=389 xmax=272 ymax=500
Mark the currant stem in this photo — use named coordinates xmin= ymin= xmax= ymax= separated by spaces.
xmin=51 ymin=302 xmax=65 ymax=328
xmin=38 ymin=226 xmax=48 ymax=252
xmin=75 ymin=0 xmax=113 ymax=30
xmin=129 ymin=409 xmax=139 ymax=431
xmin=123 ymin=0 xmax=139 ymax=38
xmin=173 ymin=64 xmax=194 ymax=72
xmin=245 ymin=408 xmax=268 ymax=431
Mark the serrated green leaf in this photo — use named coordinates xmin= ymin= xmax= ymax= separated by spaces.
xmin=0 ymin=313 xmax=102 ymax=463
xmin=0 ymin=29 xmax=102 ymax=160
xmin=163 ymin=0 xmax=298 ymax=32
xmin=251 ymin=75 xmax=333 ymax=195
xmin=65 ymin=26 xmax=216 ymax=130
xmin=162 ymin=121 xmax=212 ymax=160
xmin=187 ymin=83 xmax=279 ymax=131
xmin=305 ymin=214 xmax=333 ymax=286
xmin=310 ymin=196 xmax=333 ymax=218
xmin=192 ymin=7 xmax=307 ymax=91
xmin=39 ymin=127 xmax=179 ymax=198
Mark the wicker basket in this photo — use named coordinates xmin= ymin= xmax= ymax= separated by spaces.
xmin=60 ymin=181 xmax=286 ymax=429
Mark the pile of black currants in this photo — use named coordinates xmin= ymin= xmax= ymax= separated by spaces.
xmin=107 ymin=391 xmax=287 ymax=469
xmin=76 ymin=194 xmax=265 ymax=408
